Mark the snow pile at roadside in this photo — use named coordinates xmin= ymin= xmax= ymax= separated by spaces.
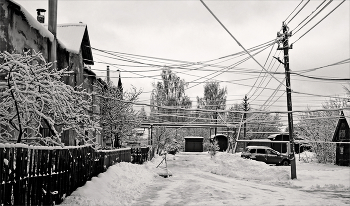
xmin=61 ymin=160 xmax=159 ymax=206
xmin=292 ymin=160 xmax=350 ymax=191
xmin=198 ymin=152 xmax=350 ymax=192
xmin=204 ymin=153 xmax=290 ymax=182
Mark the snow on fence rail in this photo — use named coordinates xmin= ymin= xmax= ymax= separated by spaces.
xmin=0 ymin=144 xmax=154 ymax=205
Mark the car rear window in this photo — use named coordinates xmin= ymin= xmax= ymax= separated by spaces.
xmin=256 ymin=149 xmax=266 ymax=154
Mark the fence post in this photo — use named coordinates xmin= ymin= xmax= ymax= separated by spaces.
xmin=0 ymin=146 xmax=4 ymax=206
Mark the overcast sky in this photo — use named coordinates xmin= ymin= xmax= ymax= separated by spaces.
xmin=16 ymin=0 xmax=350 ymax=124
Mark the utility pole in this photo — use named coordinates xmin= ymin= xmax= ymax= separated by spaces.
xmin=242 ymin=95 xmax=250 ymax=139
xmin=277 ymin=22 xmax=297 ymax=179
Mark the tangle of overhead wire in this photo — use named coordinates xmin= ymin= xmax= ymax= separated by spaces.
xmin=199 ymin=0 xmax=287 ymax=89
xmin=246 ymin=43 xmax=276 ymax=97
xmin=291 ymin=0 xmax=328 ymax=35
xmin=286 ymin=0 xmax=311 ymax=25
xmin=186 ymin=42 xmax=275 ymax=90
xmin=292 ymin=0 xmax=346 ymax=44
xmin=248 ymin=50 xmax=282 ymax=101
xmin=284 ymin=0 xmax=305 ymax=23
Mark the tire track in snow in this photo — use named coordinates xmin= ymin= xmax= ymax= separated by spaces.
xmin=133 ymin=153 xmax=347 ymax=205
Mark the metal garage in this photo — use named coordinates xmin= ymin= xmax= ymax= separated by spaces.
xmin=184 ymin=136 xmax=204 ymax=152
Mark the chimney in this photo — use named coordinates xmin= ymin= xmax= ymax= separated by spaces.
xmin=107 ymin=66 xmax=110 ymax=83
xmin=36 ymin=9 xmax=46 ymax=23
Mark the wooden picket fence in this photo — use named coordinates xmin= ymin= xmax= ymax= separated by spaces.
xmin=0 ymin=144 xmax=154 ymax=205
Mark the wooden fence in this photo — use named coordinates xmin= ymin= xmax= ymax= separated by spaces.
xmin=131 ymin=146 xmax=156 ymax=164
xmin=0 ymin=144 xmax=154 ymax=205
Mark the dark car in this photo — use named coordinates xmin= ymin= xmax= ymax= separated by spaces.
xmin=241 ymin=146 xmax=291 ymax=166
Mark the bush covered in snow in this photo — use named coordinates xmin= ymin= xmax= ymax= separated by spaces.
xmin=0 ymin=51 xmax=100 ymax=145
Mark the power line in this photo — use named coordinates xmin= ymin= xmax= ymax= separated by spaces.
xmin=286 ymin=0 xmax=311 ymax=25
xmin=291 ymin=0 xmax=328 ymax=34
xmin=292 ymin=0 xmax=346 ymax=44
xmin=285 ymin=0 xmax=305 ymax=23
xmin=292 ymin=72 xmax=350 ymax=81
xmin=199 ymin=0 xmax=287 ymax=89
xmin=186 ymin=43 xmax=274 ymax=90
xmin=97 ymin=93 xmax=350 ymax=115
xmin=246 ymin=43 xmax=276 ymax=97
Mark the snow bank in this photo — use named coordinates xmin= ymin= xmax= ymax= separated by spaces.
xmin=200 ymin=152 xmax=350 ymax=192
xmin=61 ymin=161 xmax=159 ymax=206
xmin=181 ymin=152 xmax=349 ymax=192
xmin=204 ymin=153 xmax=290 ymax=182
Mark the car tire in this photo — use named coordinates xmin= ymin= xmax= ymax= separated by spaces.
xmin=280 ymin=160 xmax=289 ymax=166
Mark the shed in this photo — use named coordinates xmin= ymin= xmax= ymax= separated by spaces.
xmin=211 ymin=134 xmax=228 ymax=152
xmin=184 ymin=136 xmax=204 ymax=152
xmin=332 ymin=110 xmax=350 ymax=166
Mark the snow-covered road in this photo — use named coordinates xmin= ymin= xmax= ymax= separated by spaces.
xmin=133 ymin=153 xmax=349 ymax=206
xmin=60 ymin=152 xmax=350 ymax=205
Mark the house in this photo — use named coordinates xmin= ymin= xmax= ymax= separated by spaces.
xmin=0 ymin=0 xmax=101 ymax=146
xmin=52 ymin=23 xmax=98 ymax=146
xmin=0 ymin=0 xmax=52 ymax=60
xmin=332 ymin=110 xmax=350 ymax=166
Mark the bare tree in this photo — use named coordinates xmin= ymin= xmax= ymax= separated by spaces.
xmin=294 ymin=97 xmax=348 ymax=163
xmin=150 ymin=67 xmax=192 ymax=154
xmin=99 ymin=81 xmax=142 ymax=148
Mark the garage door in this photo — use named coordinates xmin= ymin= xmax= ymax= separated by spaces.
xmin=185 ymin=141 xmax=203 ymax=152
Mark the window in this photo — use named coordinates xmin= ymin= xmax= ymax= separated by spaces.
xmin=257 ymin=149 xmax=266 ymax=154
xmin=249 ymin=149 xmax=256 ymax=153
xmin=339 ymin=130 xmax=346 ymax=140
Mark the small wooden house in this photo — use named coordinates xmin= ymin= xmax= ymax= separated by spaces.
xmin=332 ymin=110 xmax=350 ymax=166
xmin=184 ymin=136 xmax=203 ymax=152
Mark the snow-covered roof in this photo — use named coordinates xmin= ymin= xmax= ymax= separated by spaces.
xmin=43 ymin=23 xmax=94 ymax=65
xmin=9 ymin=0 xmax=54 ymax=41
xmin=8 ymin=1 xmax=93 ymax=64
xmin=267 ymin=133 xmax=289 ymax=139
xmin=247 ymin=139 xmax=271 ymax=142
xmin=210 ymin=134 xmax=227 ymax=138
xmin=184 ymin=136 xmax=204 ymax=139
xmin=55 ymin=23 xmax=87 ymax=54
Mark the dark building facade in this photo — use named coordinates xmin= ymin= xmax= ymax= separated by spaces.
xmin=332 ymin=110 xmax=350 ymax=166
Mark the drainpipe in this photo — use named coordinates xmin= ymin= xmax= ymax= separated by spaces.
xmin=48 ymin=0 xmax=57 ymax=69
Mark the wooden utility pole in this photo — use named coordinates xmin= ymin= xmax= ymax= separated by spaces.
xmin=277 ymin=22 xmax=297 ymax=179
xmin=242 ymin=95 xmax=249 ymax=139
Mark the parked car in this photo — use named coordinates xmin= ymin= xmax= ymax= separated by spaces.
xmin=241 ymin=146 xmax=291 ymax=166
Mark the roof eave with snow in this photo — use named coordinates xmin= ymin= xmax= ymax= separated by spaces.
xmin=8 ymin=0 xmax=54 ymax=41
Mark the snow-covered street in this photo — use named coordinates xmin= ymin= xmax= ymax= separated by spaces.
xmin=133 ymin=152 xmax=350 ymax=205
xmin=61 ymin=152 xmax=350 ymax=206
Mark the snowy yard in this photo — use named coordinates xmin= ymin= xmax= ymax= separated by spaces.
xmin=60 ymin=152 xmax=350 ymax=205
